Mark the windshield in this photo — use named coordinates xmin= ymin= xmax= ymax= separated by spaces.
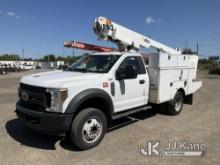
xmin=66 ymin=54 xmax=120 ymax=73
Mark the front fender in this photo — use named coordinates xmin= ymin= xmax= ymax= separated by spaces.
xmin=65 ymin=88 xmax=114 ymax=116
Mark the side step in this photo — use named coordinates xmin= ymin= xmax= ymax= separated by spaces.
xmin=112 ymin=105 xmax=152 ymax=120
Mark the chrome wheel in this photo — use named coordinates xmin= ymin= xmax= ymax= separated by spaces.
xmin=175 ymin=96 xmax=182 ymax=112
xmin=82 ymin=118 xmax=102 ymax=144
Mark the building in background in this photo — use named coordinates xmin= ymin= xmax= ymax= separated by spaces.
xmin=209 ymin=56 xmax=220 ymax=61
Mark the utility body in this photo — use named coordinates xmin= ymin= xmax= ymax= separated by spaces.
xmin=16 ymin=17 xmax=202 ymax=150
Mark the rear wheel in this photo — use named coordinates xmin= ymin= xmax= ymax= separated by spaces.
xmin=70 ymin=108 xmax=107 ymax=150
xmin=165 ymin=91 xmax=184 ymax=115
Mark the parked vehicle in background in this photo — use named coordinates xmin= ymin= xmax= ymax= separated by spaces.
xmin=56 ymin=64 xmax=69 ymax=70
xmin=36 ymin=65 xmax=41 ymax=69
xmin=6 ymin=64 xmax=22 ymax=72
xmin=209 ymin=67 xmax=220 ymax=75
xmin=0 ymin=64 xmax=7 ymax=75
xmin=20 ymin=64 xmax=35 ymax=70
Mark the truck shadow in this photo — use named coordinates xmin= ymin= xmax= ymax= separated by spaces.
xmin=5 ymin=119 xmax=62 ymax=150
xmin=6 ymin=107 xmax=157 ymax=151
xmin=108 ymin=107 xmax=157 ymax=132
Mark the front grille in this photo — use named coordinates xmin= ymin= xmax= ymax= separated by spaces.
xmin=19 ymin=83 xmax=51 ymax=112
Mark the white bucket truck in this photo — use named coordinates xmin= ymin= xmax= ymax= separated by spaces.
xmin=16 ymin=17 xmax=202 ymax=150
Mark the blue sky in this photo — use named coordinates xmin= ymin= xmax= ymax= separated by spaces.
xmin=0 ymin=0 xmax=219 ymax=58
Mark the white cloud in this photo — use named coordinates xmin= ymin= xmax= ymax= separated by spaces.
xmin=145 ymin=17 xmax=163 ymax=25
xmin=0 ymin=10 xmax=34 ymax=21
xmin=6 ymin=11 xmax=15 ymax=16
xmin=145 ymin=17 xmax=155 ymax=24
xmin=3 ymin=11 xmax=22 ymax=19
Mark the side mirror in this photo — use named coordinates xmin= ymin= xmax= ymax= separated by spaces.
xmin=116 ymin=64 xmax=137 ymax=80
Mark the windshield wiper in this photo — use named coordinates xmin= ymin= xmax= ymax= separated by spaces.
xmin=77 ymin=68 xmax=88 ymax=72
xmin=66 ymin=68 xmax=105 ymax=73
xmin=68 ymin=68 xmax=88 ymax=73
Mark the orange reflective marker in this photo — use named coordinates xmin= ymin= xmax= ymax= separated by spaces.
xmin=102 ymin=82 xmax=108 ymax=88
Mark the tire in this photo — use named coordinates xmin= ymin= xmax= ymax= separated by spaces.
xmin=70 ymin=108 xmax=107 ymax=150
xmin=165 ymin=91 xmax=184 ymax=115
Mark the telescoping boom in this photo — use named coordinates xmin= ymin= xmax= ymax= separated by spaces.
xmin=93 ymin=16 xmax=181 ymax=54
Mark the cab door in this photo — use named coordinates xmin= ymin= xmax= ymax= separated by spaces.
xmin=113 ymin=56 xmax=149 ymax=113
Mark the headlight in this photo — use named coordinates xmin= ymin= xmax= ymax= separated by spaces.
xmin=46 ymin=88 xmax=68 ymax=112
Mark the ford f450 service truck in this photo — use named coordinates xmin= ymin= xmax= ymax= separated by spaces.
xmin=16 ymin=17 xmax=202 ymax=150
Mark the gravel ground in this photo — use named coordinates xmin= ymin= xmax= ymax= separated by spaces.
xmin=0 ymin=70 xmax=219 ymax=165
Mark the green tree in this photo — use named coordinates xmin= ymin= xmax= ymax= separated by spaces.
xmin=0 ymin=54 xmax=20 ymax=61
xmin=43 ymin=54 xmax=56 ymax=61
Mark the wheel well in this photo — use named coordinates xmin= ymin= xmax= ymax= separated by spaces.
xmin=177 ymin=88 xmax=185 ymax=98
xmin=74 ymin=97 xmax=112 ymax=123
xmin=178 ymin=88 xmax=194 ymax=105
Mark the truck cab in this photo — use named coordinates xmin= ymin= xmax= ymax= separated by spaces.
xmin=16 ymin=52 xmax=150 ymax=148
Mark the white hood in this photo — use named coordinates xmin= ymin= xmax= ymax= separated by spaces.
xmin=20 ymin=71 xmax=103 ymax=88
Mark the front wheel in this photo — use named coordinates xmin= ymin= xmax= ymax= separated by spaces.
xmin=70 ymin=108 xmax=107 ymax=150
xmin=165 ymin=91 xmax=184 ymax=115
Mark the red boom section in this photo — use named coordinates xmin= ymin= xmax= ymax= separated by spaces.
xmin=64 ymin=41 xmax=118 ymax=52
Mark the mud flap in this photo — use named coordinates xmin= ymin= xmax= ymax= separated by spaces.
xmin=184 ymin=94 xmax=193 ymax=105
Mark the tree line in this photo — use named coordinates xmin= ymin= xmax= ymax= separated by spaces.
xmin=0 ymin=54 xmax=21 ymax=61
xmin=198 ymin=58 xmax=220 ymax=70
xmin=0 ymin=54 xmax=82 ymax=64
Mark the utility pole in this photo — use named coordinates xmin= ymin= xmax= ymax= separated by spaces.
xmin=196 ymin=43 xmax=199 ymax=54
xmin=22 ymin=48 xmax=24 ymax=61
xmin=185 ymin=39 xmax=189 ymax=49
xmin=73 ymin=48 xmax=75 ymax=63
xmin=62 ymin=46 xmax=64 ymax=58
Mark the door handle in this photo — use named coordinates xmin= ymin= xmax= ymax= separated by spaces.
xmin=139 ymin=80 xmax=145 ymax=84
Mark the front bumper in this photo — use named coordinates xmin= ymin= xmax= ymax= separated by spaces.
xmin=15 ymin=102 xmax=73 ymax=135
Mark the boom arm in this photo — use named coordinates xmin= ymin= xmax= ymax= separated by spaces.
xmin=93 ymin=17 xmax=181 ymax=54
xmin=64 ymin=41 xmax=118 ymax=52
